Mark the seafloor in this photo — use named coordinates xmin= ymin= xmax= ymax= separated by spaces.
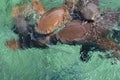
xmin=0 ymin=0 xmax=120 ymax=80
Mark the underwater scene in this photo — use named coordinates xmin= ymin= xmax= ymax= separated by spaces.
xmin=0 ymin=0 xmax=120 ymax=80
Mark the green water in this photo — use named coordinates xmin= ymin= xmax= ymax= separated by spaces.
xmin=0 ymin=0 xmax=120 ymax=80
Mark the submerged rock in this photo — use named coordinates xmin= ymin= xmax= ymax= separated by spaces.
xmin=96 ymin=11 xmax=120 ymax=31
xmin=36 ymin=7 xmax=71 ymax=34
xmin=78 ymin=0 xmax=100 ymax=21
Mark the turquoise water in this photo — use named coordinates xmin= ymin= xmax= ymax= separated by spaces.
xmin=0 ymin=0 xmax=120 ymax=80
